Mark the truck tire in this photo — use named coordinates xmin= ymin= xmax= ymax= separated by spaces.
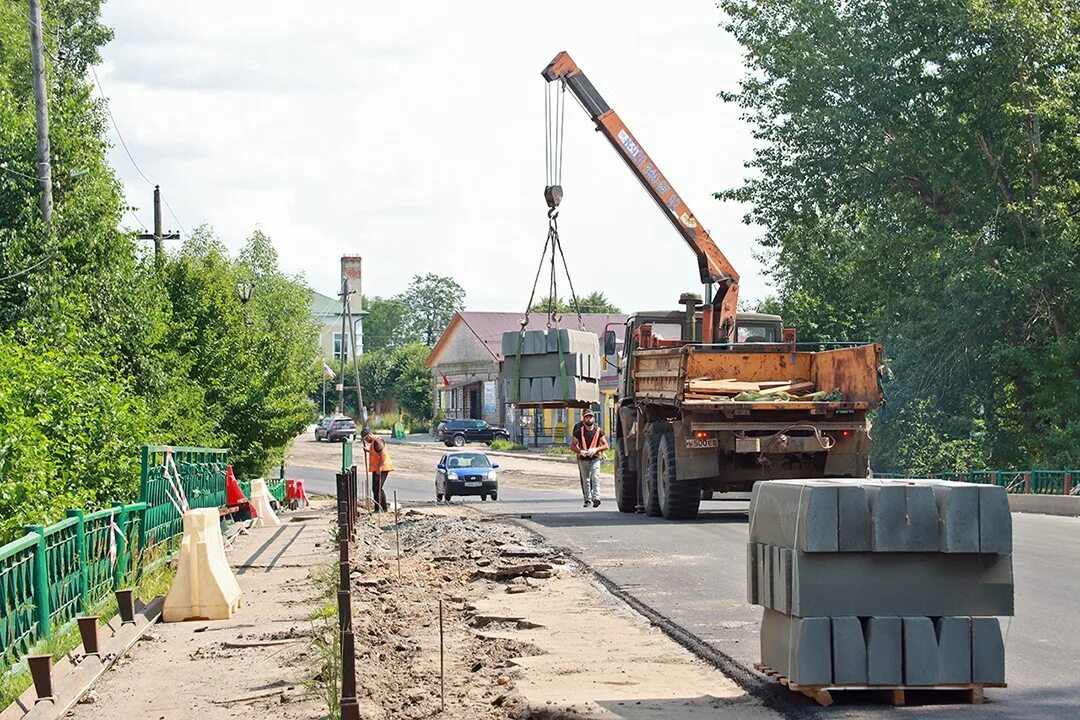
xmin=657 ymin=432 xmax=700 ymax=519
xmin=614 ymin=449 xmax=637 ymax=513
xmin=639 ymin=433 xmax=662 ymax=517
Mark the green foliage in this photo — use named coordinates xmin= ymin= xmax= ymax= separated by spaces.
xmin=397 ymin=273 xmax=466 ymax=345
xmin=353 ymin=342 xmax=433 ymax=426
xmin=722 ymin=0 xmax=1080 ymax=470
xmin=489 ymin=438 xmax=525 ymax=452
xmin=361 ymin=295 xmax=415 ymax=351
xmin=0 ymin=0 xmax=320 ymax=539
xmin=529 ymin=291 xmax=621 ymax=314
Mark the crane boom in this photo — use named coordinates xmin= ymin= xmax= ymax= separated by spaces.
xmin=542 ymin=51 xmax=739 ymax=343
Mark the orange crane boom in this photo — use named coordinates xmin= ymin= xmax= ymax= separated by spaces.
xmin=542 ymin=51 xmax=740 ymax=343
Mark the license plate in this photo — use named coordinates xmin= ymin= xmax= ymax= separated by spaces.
xmin=464 ymin=481 xmax=482 ymax=487
xmin=685 ymin=438 xmax=719 ymax=449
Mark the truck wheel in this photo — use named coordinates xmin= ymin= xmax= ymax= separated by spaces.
xmin=639 ymin=434 xmax=662 ymax=517
xmin=657 ymin=433 xmax=700 ymax=520
xmin=614 ymin=449 xmax=638 ymax=514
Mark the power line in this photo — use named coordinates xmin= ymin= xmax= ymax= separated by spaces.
xmin=90 ymin=65 xmax=187 ymax=235
xmin=0 ymin=252 xmax=56 ymax=282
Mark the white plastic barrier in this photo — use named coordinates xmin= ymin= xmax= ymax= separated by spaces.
xmin=250 ymin=478 xmax=281 ymax=528
xmin=163 ymin=508 xmax=242 ymax=621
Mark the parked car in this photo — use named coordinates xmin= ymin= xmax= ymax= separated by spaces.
xmin=435 ymin=451 xmax=499 ymax=502
xmin=438 ymin=418 xmax=511 ymax=447
xmin=315 ymin=416 xmax=357 ymax=442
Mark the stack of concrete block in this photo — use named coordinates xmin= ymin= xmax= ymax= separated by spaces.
xmin=502 ymin=329 xmax=600 ymax=405
xmin=748 ymin=479 xmax=1013 ymax=688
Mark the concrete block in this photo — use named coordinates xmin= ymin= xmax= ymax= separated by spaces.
xmin=756 ymin=542 xmax=768 ymax=611
xmin=980 ymin=485 xmax=1013 ymax=554
xmin=748 ymin=481 xmax=839 ymax=552
xmin=501 ymin=331 xmax=524 ymax=359
xmin=831 ymin=616 xmax=868 ymax=685
xmin=760 ymin=610 xmax=832 ymax=686
xmin=865 ymin=617 xmax=902 ymax=685
xmin=790 ymin=551 xmax=1013 ymax=617
xmin=776 ymin=546 xmax=792 ymax=615
xmin=537 ymin=377 xmax=555 ymax=402
xmin=837 ymin=484 xmax=871 ymax=551
xmin=928 ymin=481 xmax=981 ymax=552
xmin=546 ymin=328 xmax=600 ymax=355
xmin=250 ymin=478 xmax=281 ymax=528
xmin=554 ymin=377 xmax=599 ymax=404
xmin=972 ymin=617 xmax=1005 ymax=684
xmin=746 ymin=543 xmax=758 ymax=605
xmin=902 ymin=617 xmax=939 ymax=686
xmin=934 ymin=617 xmax=972 ymax=684
xmin=525 ymin=330 xmax=547 ymax=355
xmin=762 ymin=545 xmax=774 ymax=615
xmin=865 ymin=484 xmax=939 ymax=552
xmin=163 ymin=509 xmax=243 ymax=622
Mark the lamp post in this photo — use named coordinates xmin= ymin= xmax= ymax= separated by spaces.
xmin=236 ymin=280 xmax=254 ymax=305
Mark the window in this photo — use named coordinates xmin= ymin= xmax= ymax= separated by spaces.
xmin=446 ymin=453 xmax=491 ymax=469
xmin=737 ymin=324 xmax=779 ymax=342
xmin=332 ymin=332 xmax=352 ymax=359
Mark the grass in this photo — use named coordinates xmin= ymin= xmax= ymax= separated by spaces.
xmin=0 ymin=539 xmax=178 ymax=710
xmin=307 ymin=557 xmax=342 ymax=720
xmin=489 ymin=438 xmax=526 ymax=452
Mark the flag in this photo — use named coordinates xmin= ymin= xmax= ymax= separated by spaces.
xmin=323 ymin=363 xmax=336 ymax=379
xmin=440 ymin=372 xmax=450 ymax=388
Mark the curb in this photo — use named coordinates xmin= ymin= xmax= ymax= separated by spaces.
xmin=1008 ymin=493 xmax=1080 ymax=517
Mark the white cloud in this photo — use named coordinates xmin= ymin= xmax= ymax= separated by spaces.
xmin=99 ymin=0 xmax=774 ymax=313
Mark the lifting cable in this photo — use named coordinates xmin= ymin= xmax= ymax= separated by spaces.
xmin=513 ymin=80 xmax=587 ymax=404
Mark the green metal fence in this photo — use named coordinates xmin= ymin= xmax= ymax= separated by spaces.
xmin=874 ymin=469 xmax=1077 ymax=495
xmin=342 ymin=439 xmax=353 ymax=473
xmin=0 ymin=501 xmax=146 ymax=673
xmin=236 ymin=477 xmax=286 ymax=504
xmin=138 ymin=446 xmax=229 ymax=552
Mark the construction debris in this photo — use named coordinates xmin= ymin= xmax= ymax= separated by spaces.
xmin=685 ymin=378 xmax=837 ymax=402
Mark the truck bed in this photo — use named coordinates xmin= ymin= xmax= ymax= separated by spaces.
xmin=632 ymin=343 xmax=883 ymax=414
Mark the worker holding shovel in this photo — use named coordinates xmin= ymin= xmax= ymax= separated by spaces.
xmin=361 ymin=429 xmax=393 ymax=512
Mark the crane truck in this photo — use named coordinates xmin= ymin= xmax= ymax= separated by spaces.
xmin=542 ymin=51 xmax=883 ymax=519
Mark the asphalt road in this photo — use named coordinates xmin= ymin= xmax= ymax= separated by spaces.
xmin=290 ymin=459 xmax=1079 ymax=720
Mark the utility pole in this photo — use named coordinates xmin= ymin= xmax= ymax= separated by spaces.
xmin=28 ymin=0 xmax=52 ymax=224
xmin=137 ymin=186 xmax=180 ymax=263
xmin=338 ymin=277 xmax=348 ymax=415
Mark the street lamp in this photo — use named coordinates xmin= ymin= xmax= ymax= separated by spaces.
xmin=236 ymin=279 xmax=255 ymax=304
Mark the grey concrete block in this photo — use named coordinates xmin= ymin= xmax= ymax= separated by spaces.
xmin=553 ymin=377 xmax=600 ymax=404
xmin=980 ymin=485 xmax=1013 ymax=554
xmin=525 ymin=330 xmax=548 ymax=355
xmin=789 ymin=551 xmax=1013 ymax=617
xmin=934 ymin=617 xmax=972 ymax=684
xmin=972 ymin=617 xmax=1005 ymax=684
xmin=506 ymin=352 xmax=600 ymax=381
xmin=517 ymin=378 xmax=532 ymax=402
xmin=865 ymin=617 xmax=902 ymax=685
xmin=928 ymin=481 xmax=981 ymax=552
xmin=902 ymin=617 xmax=940 ymax=686
xmin=502 ymin=331 xmax=523 ymax=359
xmin=746 ymin=543 xmax=758 ymax=605
xmin=777 ymin=546 xmax=792 ymax=615
xmin=748 ymin=481 xmax=839 ymax=552
xmin=546 ymin=328 xmax=600 ymax=355
xmin=760 ymin=610 xmax=832 ymax=686
xmin=838 ymin=484 xmax=871 ymax=551
xmin=865 ymin=483 xmax=940 ymax=552
xmin=756 ymin=543 xmax=768 ymax=611
xmin=762 ymin=545 xmax=774 ymax=616
xmin=831 ymin=616 xmax=868 ymax=685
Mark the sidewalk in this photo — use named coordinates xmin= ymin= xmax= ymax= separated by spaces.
xmin=67 ymin=509 xmax=336 ymax=720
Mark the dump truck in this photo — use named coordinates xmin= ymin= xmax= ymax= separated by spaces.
xmin=543 ymin=52 xmax=884 ymax=518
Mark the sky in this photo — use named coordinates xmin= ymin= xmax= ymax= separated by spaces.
xmin=97 ymin=1 xmax=773 ymax=312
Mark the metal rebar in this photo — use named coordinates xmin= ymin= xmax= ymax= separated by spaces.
xmin=394 ymin=490 xmax=402 ymax=580
xmin=439 ymin=597 xmax=445 ymax=712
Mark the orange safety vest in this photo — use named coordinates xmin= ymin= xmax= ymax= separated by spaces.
xmin=367 ymin=438 xmax=394 ymax=473
xmin=577 ymin=425 xmax=604 ymax=456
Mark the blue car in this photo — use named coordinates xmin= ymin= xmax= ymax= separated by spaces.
xmin=435 ymin=451 xmax=499 ymax=502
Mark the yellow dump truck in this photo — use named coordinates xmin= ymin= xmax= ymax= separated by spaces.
xmin=604 ymin=310 xmax=883 ymax=518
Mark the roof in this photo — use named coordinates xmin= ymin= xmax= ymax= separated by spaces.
xmin=309 ymin=289 xmax=340 ymax=316
xmin=427 ymin=311 xmax=629 ymax=367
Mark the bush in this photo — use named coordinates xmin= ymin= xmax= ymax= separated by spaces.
xmin=490 ymin=439 xmax=525 ymax=452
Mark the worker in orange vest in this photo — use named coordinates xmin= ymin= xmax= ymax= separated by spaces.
xmin=569 ymin=409 xmax=608 ymax=508
xmin=361 ymin=429 xmax=393 ymax=512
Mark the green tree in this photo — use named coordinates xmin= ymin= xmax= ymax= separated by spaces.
xmin=529 ymin=291 xmax=621 ymax=314
xmin=399 ymin=273 xmax=466 ymax=345
xmin=719 ymin=0 xmax=1080 ymax=469
xmin=391 ymin=343 xmax=434 ymax=424
xmin=361 ymin=295 xmax=416 ymax=351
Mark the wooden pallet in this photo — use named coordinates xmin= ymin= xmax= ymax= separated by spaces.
xmin=753 ymin=664 xmax=1005 ymax=707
